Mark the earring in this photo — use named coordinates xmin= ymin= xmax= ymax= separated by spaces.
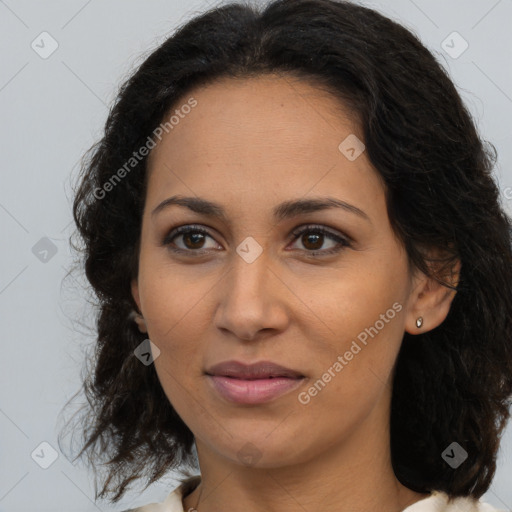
xmin=416 ymin=316 xmax=423 ymax=328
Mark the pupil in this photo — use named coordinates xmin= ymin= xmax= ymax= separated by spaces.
xmin=304 ymin=233 xmax=322 ymax=250
xmin=185 ymin=233 xmax=204 ymax=249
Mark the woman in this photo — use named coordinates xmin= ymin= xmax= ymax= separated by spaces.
xmin=59 ymin=0 xmax=512 ymax=511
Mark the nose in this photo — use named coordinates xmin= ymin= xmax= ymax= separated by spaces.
xmin=213 ymin=247 xmax=290 ymax=341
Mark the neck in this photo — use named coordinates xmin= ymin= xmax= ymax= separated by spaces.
xmin=182 ymin=426 xmax=430 ymax=512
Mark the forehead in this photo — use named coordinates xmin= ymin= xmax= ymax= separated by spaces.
xmin=145 ymin=74 xmax=384 ymax=220
xmin=149 ymin=74 xmax=357 ymax=162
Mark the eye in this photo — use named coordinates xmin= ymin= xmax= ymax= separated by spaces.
xmin=162 ymin=223 xmax=352 ymax=257
xmin=289 ymin=224 xmax=351 ymax=256
xmin=162 ymin=224 xmax=220 ymax=254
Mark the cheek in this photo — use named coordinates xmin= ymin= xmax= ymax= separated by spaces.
xmin=296 ymin=260 xmax=406 ymax=347
xmin=137 ymin=270 xmax=214 ymax=402
xmin=140 ymin=271 xmax=209 ymax=411
xmin=138 ymin=247 xmax=214 ymax=337
xmin=296 ymin=295 xmax=404 ymax=437
xmin=294 ymin=263 xmax=406 ymax=402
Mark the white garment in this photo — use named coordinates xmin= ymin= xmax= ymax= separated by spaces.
xmin=125 ymin=476 xmax=505 ymax=512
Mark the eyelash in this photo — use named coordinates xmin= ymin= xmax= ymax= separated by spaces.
xmin=162 ymin=224 xmax=352 ymax=257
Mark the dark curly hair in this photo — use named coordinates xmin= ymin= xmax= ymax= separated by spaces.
xmin=58 ymin=0 xmax=512 ymax=504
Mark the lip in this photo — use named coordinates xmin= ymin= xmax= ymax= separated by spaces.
xmin=205 ymin=360 xmax=304 ymax=379
xmin=207 ymin=375 xmax=305 ymax=404
xmin=205 ymin=360 xmax=305 ymax=405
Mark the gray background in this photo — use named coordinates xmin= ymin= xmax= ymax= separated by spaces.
xmin=0 ymin=0 xmax=511 ymax=511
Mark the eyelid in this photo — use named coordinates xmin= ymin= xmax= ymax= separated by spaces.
xmin=161 ymin=224 xmax=218 ymax=247
xmin=161 ymin=223 xmax=352 ymax=255
xmin=289 ymin=223 xmax=353 ymax=244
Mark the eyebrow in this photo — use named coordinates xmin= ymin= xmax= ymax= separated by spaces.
xmin=151 ymin=195 xmax=371 ymax=224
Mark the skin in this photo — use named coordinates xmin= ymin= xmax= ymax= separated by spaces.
xmin=131 ymin=74 xmax=460 ymax=512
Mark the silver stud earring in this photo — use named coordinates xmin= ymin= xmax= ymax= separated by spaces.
xmin=416 ymin=316 xmax=423 ymax=328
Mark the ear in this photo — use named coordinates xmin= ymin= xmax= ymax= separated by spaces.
xmin=131 ymin=278 xmax=148 ymax=333
xmin=131 ymin=278 xmax=142 ymax=311
xmin=404 ymin=252 xmax=461 ymax=335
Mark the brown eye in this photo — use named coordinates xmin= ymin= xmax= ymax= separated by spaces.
xmin=300 ymin=232 xmax=324 ymax=250
xmin=162 ymin=224 xmax=351 ymax=258
xmin=181 ymin=231 xmax=207 ymax=249
xmin=163 ymin=225 xmax=220 ymax=254
xmin=289 ymin=225 xmax=351 ymax=256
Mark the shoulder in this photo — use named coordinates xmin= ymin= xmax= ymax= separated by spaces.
xmin=122 ymin=482 xmax=504 ymax=512
xmin=122 ymin=475 xmax=201 ymax=512
xmin=402 ymin=490 xmax=506 ymax=512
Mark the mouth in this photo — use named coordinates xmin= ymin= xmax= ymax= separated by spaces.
xmin=206 ymin=375 xmax=305 ymax=404
xmin=205 ymin=359 xmax=304 ymax=379
xmin=205 ymin=360 xmax=305 ymax=404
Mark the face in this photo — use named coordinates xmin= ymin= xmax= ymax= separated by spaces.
xmin=131 ymin=74 xmax=436 ymax=469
